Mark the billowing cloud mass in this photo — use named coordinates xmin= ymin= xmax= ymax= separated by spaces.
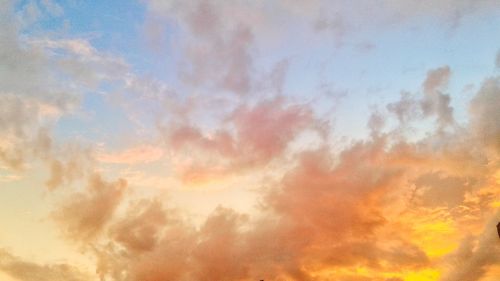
xmin=165 ymin=97 xmax=315 ymax=184
xmin=53 ymin=174 xmax=127 ymax=242
xmin=1 ymin=0 xmax=500 ymax=281
xmin=440 ymin=213 xmax=500 ymax=281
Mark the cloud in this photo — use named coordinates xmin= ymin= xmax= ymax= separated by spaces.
xmin=496 ymin=50 xmax=500 ymax=69
xmin=414 ymin=172 xmax=473 ymax=208
xmin=469 ymin=77 xmax=500 ymax=154
xmin=145 ymin=0 xmax=500 ymax=62
xmin=2 ymin=1 xmax=500 ymax=280
xmin=164 ymin=97 xmax=315 ymax=184
xmin=231 ymin=98 xmax=314 ymax=161
xmin=53 ymin=174 xmax=127 ymax=242
xmin=0 ymin=249 xmax=89 ymax=281
xmin=45 ymin=144 xmax=94 ymax=190
xmin=387 ymin=91 xmax=420 ymax=125
xmin=423 ymin=66 xmax=451 ymax=94
xmin=0 ymin=95 xmax=64 ymax=174
xmin=42 ymin=55 xmax=500 ymax=280
xmin=109 ymin=199 xmax=167 ymax=253
xmin=382 ymin=0 xmax=500 ymax=26
xmin=190 ymin=207 xmax=250 ymax=281
xmin=97 ymin=145 xmax=164 ymax=165
xmin=181 ymin=23 xmax=255 ymax=95
xmin=421 ymin=66 xmax=454 ymax=126
xmin=0 ymin=4 xmax=75 ymax=105
xmin=145 ymin=0 xmax=257 ymax=95
xmin=81 ymin=136 xmax=444 ymax=280
xmin=385 ymin=66 xmax=455 ymax=129
xmin=0 ymin=0 xmax=127 ymax=189
xmin=440 ymin=212 xmax=500 ymax=281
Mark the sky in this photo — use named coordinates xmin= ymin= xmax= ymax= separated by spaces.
xmin=0 ymin=0 xmax=500 ymax=280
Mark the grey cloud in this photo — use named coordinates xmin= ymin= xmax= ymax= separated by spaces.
xmin=421 ymin=66 xmax=454 ymax=126
xmin=441 ymin=213 xmax=500 ymax=281
xmin=469 ymin=77 xmax=500 ymax=154
xmin=496 ymin=50 xmax=500 ymax=69
xmin=386 ymin=91 xmax=420 ymax=125
xmin=385 ymin=67 xmax=454 ymax=128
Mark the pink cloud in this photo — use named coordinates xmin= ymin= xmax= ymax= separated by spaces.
xmin=166 ymin=97 xmax=315 ymax=184
xmin=97 ymin=145 xmax=164 ymax=165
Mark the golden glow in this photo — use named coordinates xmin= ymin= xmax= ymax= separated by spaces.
xmin=0 ymin=272 xmax=18 ymax=281
xmin=403 ymin=269 xmax=441 ymax=281
xmin=412 ymin=219 xmax=458 ymax=257
xmin=311 ymin=266 xmax=442 ymax=281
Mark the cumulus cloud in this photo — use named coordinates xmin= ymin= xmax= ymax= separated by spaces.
xmin=53 ymin=174 xmax=127 ymax=242
xmin=2 ymin=1 xmax=500 ymax=280
xmin=440 ymin=213 xmax=500 ymax=281
xmin=385 ymin=66 xmax=455 ymax=130
xmin=387 ymin=91 xmax=420 ymax=125
xmin=469 ymin=77 xmax=500 ymax=154
xmin=70 ymin=135 xmax=458 ymax=281
xmin=164 ymin=97 xmax=315 ymax=184
xmin=26 ymin=40 xmax=498 ymax=280
xmin=421 ymin=66 xmax=454 ymax=126
xmin=75 ymin=63 xmax=500 ymax=280
xmin=109 ymin=199 xmax=167 ymax=253
xmin=423 ymin=66 xmax=451 ymax=94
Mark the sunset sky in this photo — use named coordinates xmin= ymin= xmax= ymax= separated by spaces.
xmin=1 ymin=0 xmax=500 ymax=280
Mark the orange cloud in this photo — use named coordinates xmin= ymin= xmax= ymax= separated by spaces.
xmin=45 ymin=65 xmax=500 ymax=281
xmin=53 ymin=174 xmax=127 ymax=242
xmin=0 ymin=249 xmax=89 ymax=281
xmin=4 ymin=1 xmax=500 ymax=278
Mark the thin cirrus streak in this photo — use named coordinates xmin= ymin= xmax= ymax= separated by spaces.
xmin=0 ymin=0 xmax=499 ymax=281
